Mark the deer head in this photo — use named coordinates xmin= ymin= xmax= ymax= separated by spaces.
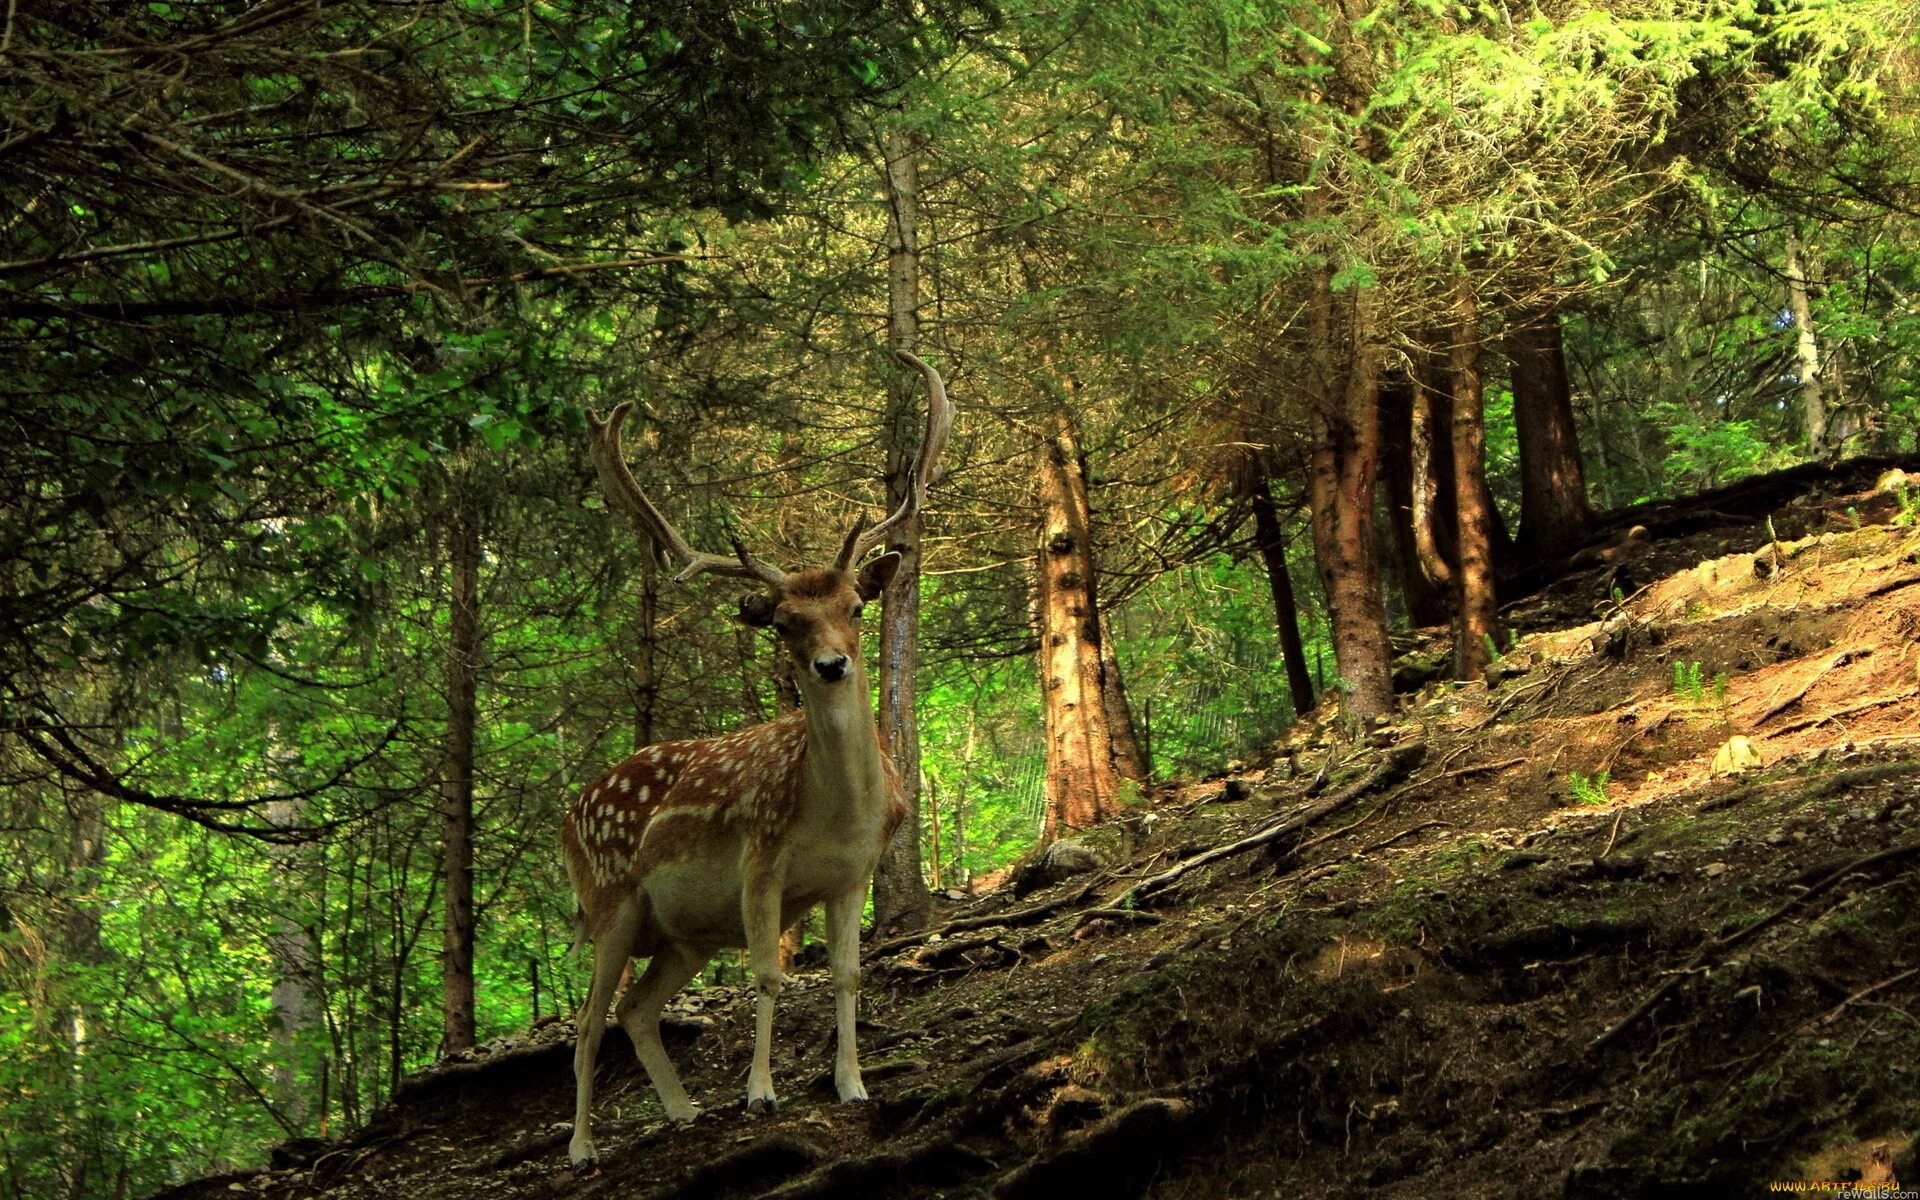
xmin=583 ymin=350 xmax=951 ymax=687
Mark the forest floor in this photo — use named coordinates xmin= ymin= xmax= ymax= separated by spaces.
xmin=161 ymin=459 xmax=1920 ymax=1200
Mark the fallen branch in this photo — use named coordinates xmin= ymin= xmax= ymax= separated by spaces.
xmin=1359 ymin=820 xmax=1458 ymax=856
xmin=1765 ymin=689 xmax=1920 ymax=737
xmin=1755 ymin=646 xmax=1870 ymax=725
xmin=1072 ymin=908 xmax=1164 ymax=930
xmin=1118 ymin=743 xmax=1427 ymax=907
xmin=868 ymin=881 xmax=1097 ymax=961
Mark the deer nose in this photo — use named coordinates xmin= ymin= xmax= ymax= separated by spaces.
xmin=812 ymin=655 xmax=849 ymax=683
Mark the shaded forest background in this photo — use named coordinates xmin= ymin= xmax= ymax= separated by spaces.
xmin=2 ymin=2 xmax=1917 ymax=1196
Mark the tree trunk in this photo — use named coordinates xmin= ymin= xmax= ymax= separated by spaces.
xmin=1507 ymin=301 xmax=1591 ymax=558
xmin=1410 ymin=356 xmax=1459 ymax=597
xmin=1306 ymin=275 xmax=1395 ymax=733
xmin=267 ymin=790 xmax=319 ymax=1131
xmin=1250 ymin=473 xmax=1317 ymax=718
xmin=1098 ymin=630 xmax=1149 ymax=785
xmin=632 ymin=554 xmax=658 ymax=749
xmin=1784 ymin=230 xmax=1829 ymax=458
xmin=439 ymin=487 xmax=480 ymax=1056
xmin=1379 ymin=375 xmax=1451 ymax=625
xmin=736 ymin=622 xmax=766 ymax=723
xmin=1036 ymin=402 xmax=1133 ymax=838
xmin=1450 ymin=279 xmax=1501 ymax=681
xmin=871 ymin=124 xmax=931 ymax=934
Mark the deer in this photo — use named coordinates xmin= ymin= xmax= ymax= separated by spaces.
xmin=561 ymin=350 xmax=951 ymax=1168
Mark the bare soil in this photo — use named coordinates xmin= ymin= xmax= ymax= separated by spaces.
xmin=158 ymin=458 xmax=1920 ymax=1200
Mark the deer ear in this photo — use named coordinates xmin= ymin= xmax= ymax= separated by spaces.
xmin=738 ymin=592 xmax=778 ymax=627
xmin=856 ymin=552 xmax=901 ymax=600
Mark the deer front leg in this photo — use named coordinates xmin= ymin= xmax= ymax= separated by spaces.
xmin=741 ymin=860 xmax=786 ymax=1113
xmin=825 ymin=886 xmax=869 ymax=1102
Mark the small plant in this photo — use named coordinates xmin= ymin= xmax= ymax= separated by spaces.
xmin=1673 ymin=659 xmax=1705 ymax=702
xmin=1892 ymin=485 xmax=1920 ymax=529
xmin=1482 ymin=631 xmax=1503 ymax=665
xmin=1673 ymin=659 xmax=1732 ymax=711
xmin=1568 ymin=770 xmax=1612 ymax=806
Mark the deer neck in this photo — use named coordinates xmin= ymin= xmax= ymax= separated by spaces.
xmin=796 ymin=659 xmax=889 ymax=820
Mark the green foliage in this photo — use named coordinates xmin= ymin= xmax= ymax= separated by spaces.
xmin=1568 ymin=770 xmax=1613 ymax=807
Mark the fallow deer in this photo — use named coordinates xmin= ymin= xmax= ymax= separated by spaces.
xmin=562 ymin=350 xmax=951 ymax=1167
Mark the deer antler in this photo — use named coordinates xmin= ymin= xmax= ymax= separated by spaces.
xmin=834 ymin=349 xmax=952 ymax=570
xmin=585 ymin=403 xmax=788 ymax=588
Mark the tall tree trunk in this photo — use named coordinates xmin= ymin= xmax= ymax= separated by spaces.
xmin=1250 ymin=474 xmax=1317 ymax=717
xmin=736 ymin=623 xmax=766 ymax=723
xmin=1450 ymin=280 xmax=1501 ymax=681
xmin=61 ymin=788 xmax=108 ymax=1197
xmin=871 ymin=125 xmax=931 ymax=933
xmin=1036 ymin=403 xmax=1131 ymax=837
xmin=632 ymin=554 xmax=658 ymax=749
xmin=439 ymin=486 xmax=480 ymax=1056
xmin=1784 ymin=230 xmax=1829 ymax=458
xmin=1508 ymin=301 xmax=1591 ymax=558
xmin=1098 ymin=630 xmax=1149 ymax=785
xmin=267 ymin=789 xmax=319 ymax=1132
xmin=1306 ymin=276 xmax=1395 ymax=733
xmin=1379 ymin=375 xmax=1451 ymax=626
xmin=1410 ymin=356 xmax=1459 ymax=597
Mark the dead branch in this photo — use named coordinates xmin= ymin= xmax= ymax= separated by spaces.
xmin=1118 ymin=743 xmax=1428 ymax=907
xmin=868 ymin=881 xmax=1098 ymax=961
xmin=1755 ymin=646 xmax=1870 ymax=725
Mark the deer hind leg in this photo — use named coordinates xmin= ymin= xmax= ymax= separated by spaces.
xmin=569 ymin=898 xmax=639 ymax=1168
xmin=614 ymin=940 xmax=709 ymax=1122
xmin=825 ymin=887 xmax=869 ymax=1102
xmin=741 ymin=862 xmax=786 ymax=1113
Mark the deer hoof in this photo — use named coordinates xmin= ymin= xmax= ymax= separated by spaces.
xmin=745 ymin=1094 xmax=778 ymax=1116
xmin=567 ymin=1139 xmax=597 ymax=1169
xmin=836 ymin=1078 xmax=870 ymax=1103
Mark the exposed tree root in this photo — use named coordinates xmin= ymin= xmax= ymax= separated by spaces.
xmin=1592 ymin=833 xmax=1920 ymax=1050
xmin=1118 ymin=742 xmax=1427 ymax=908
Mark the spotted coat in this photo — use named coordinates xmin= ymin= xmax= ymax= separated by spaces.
xmin=562 ymin=710 xmax=906 ymax=944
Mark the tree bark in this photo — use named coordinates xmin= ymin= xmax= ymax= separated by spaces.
xmin=1037 ymin=403 xmax=1131 ymax=838
xmin=1784 ymin=230 xmax=1829 ymax=458
xmin=267 ymin=789 xmax=319 ymax=1131
xmin=1099 ymin=630 xmax=1149 ymax=785
xmin=1410 ymin=354 xmax=1459 ymax=597
xmin=1379 ymin=375 xmax=1451 ymax=626
xmin=1306 ymin=275 xmax=1395 ymax=733
xmin=1507 ymin=301 xmax=1591 ymax=558
xmin=632 ymin=554 xmax=658 ymax=749
xmin=439 ymin=486 xmax=480 ymax=1056
xmin=871 ymin=124 xmax=931 ymax=933
xmin=1249 ymin=473 xmax=1317 ymax=718
xmin=1450 ymin=279 xmax=1501 ymax=681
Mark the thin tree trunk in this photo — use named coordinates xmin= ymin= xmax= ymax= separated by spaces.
xmin=1784 ymin=230 xmax=1829 ymax=458
xmin=1508 ymin=301 xmax=1591 ymax=558
xmin=1250 ymin=474 xmax=1317 ymax=717
xmin=1379 ymin=375 xmax=1451 ymax=625
xmin=924 ymin=769 xmax=942 ymax=891
xmin=736 ymin=623 xmax=765 ymax=723
xmin=1306 ymin=275 xmax=1395 ymax=733
xmin=439 ymin=487 xmax=480 ymax=1056
xmin=1451 ymin=279 xmax=1501 ymax=681
xmin=267 ymin=789 xmax=318 ymax=1131
xmin=1410 ymin=355 xmax=1459 ymax=597
xmin=872 ymin=124 xmax=931 ymax=933
xmin=633 ymin=554 xmax=658 ymax=749
xmin=1036 ymin=402 xmax=1132 ymax=837
xmin=1098 ymin=630 xmax=1149 ymax=785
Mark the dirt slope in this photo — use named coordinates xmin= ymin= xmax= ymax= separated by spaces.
xmin=160 ymin=460 xmax=1920 ymax=1200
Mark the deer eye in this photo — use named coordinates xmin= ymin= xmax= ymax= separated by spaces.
xmin=772 ymin=617 xmax=792 ymax=635
xmin=851 ymin=603 xmax=865 ymax=620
